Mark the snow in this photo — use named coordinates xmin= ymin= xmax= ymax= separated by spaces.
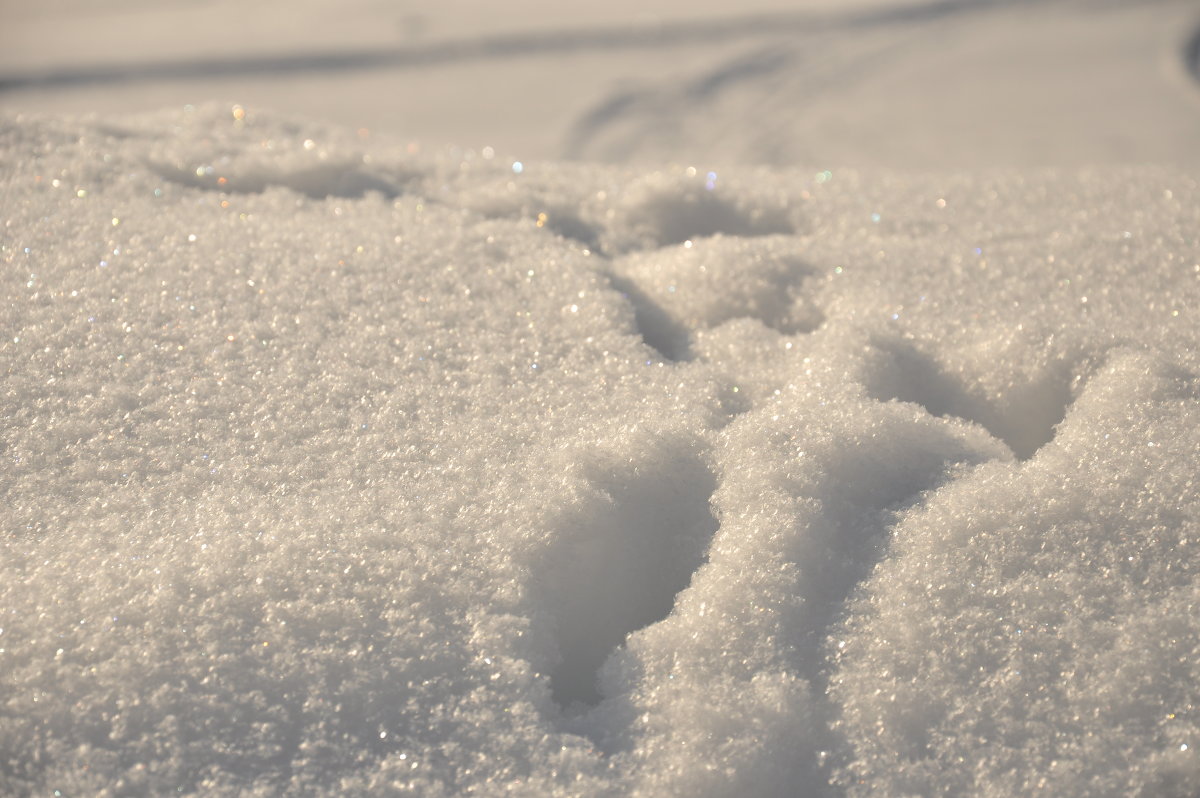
xmin=5 ymin=0 xmax=1200 ymax=166
xmin=3 ymin=1 xmax=1200 ymax=796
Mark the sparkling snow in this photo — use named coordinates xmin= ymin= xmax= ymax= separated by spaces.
xmin=3 ymin=1 xmax=1200 ymax=796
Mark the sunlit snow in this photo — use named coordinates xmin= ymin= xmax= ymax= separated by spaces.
xmin=3 ymin=0 xmax=1199 ymax=796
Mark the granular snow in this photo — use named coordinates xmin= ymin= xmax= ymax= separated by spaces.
xmin=2 ymin=104 xmax=1198 ymax=796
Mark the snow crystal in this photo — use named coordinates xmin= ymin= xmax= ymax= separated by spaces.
xmin=2 ymin=93 xmax=1198 ymax=796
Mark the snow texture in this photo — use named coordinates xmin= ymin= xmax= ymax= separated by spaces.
xmin=3 ymin=0 xmax=1200 ymax=795
xmin=3 ymin=102 xmax=1198 ymax=797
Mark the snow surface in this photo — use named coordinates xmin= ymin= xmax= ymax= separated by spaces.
xmin=5 ymin=0 xmax=1200 ymax=166
xmin=3 ymin=1 xmax=1200 ymax=796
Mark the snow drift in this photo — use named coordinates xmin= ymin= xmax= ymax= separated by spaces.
xmin=2 ymin=102 xmax=1198 ymax=795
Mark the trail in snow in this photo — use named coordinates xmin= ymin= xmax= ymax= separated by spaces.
xmin=3 ymin=1 xmax=1200 ymax=795
xmin=0 ymin=0 xmax=1025 ymax=93
xmin=5 ymin=0 xmax=1200 ymax=167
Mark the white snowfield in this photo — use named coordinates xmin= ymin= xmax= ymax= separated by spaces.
xmin=3 ymin=0 xmax=1200 ymax=796
xmin=4 ymin=0 xmax=1200 ymax=167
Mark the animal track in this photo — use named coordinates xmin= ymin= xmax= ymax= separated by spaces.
xmin=537 ymin=439 xmax=719 ymax=709
xmin=607 ymin=272 xmax=694 ymax=361
xmin=685 ymin=400 xmax=1011 ymax=791
xmin=609 ymin=236 xmax=824 ymax=362
xmin=609 ymin=174 xmax=795 ymax=252
xmin=863 ymin=337 xmax=1078 ymax=460
xmin=768 ymin=408 xmax=1008 ymax=788
xmin=540 ymin=210 xmax=602 ymax=251
xmin=782 ymin=416 xmax=1003 ymax=657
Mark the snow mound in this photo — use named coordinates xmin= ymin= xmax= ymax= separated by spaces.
xmin=2 ymin=105 xmax=1198 ymax=796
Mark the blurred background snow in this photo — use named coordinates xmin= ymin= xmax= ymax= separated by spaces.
xmin=3 ymin=0 xmax=1199 ymax=167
